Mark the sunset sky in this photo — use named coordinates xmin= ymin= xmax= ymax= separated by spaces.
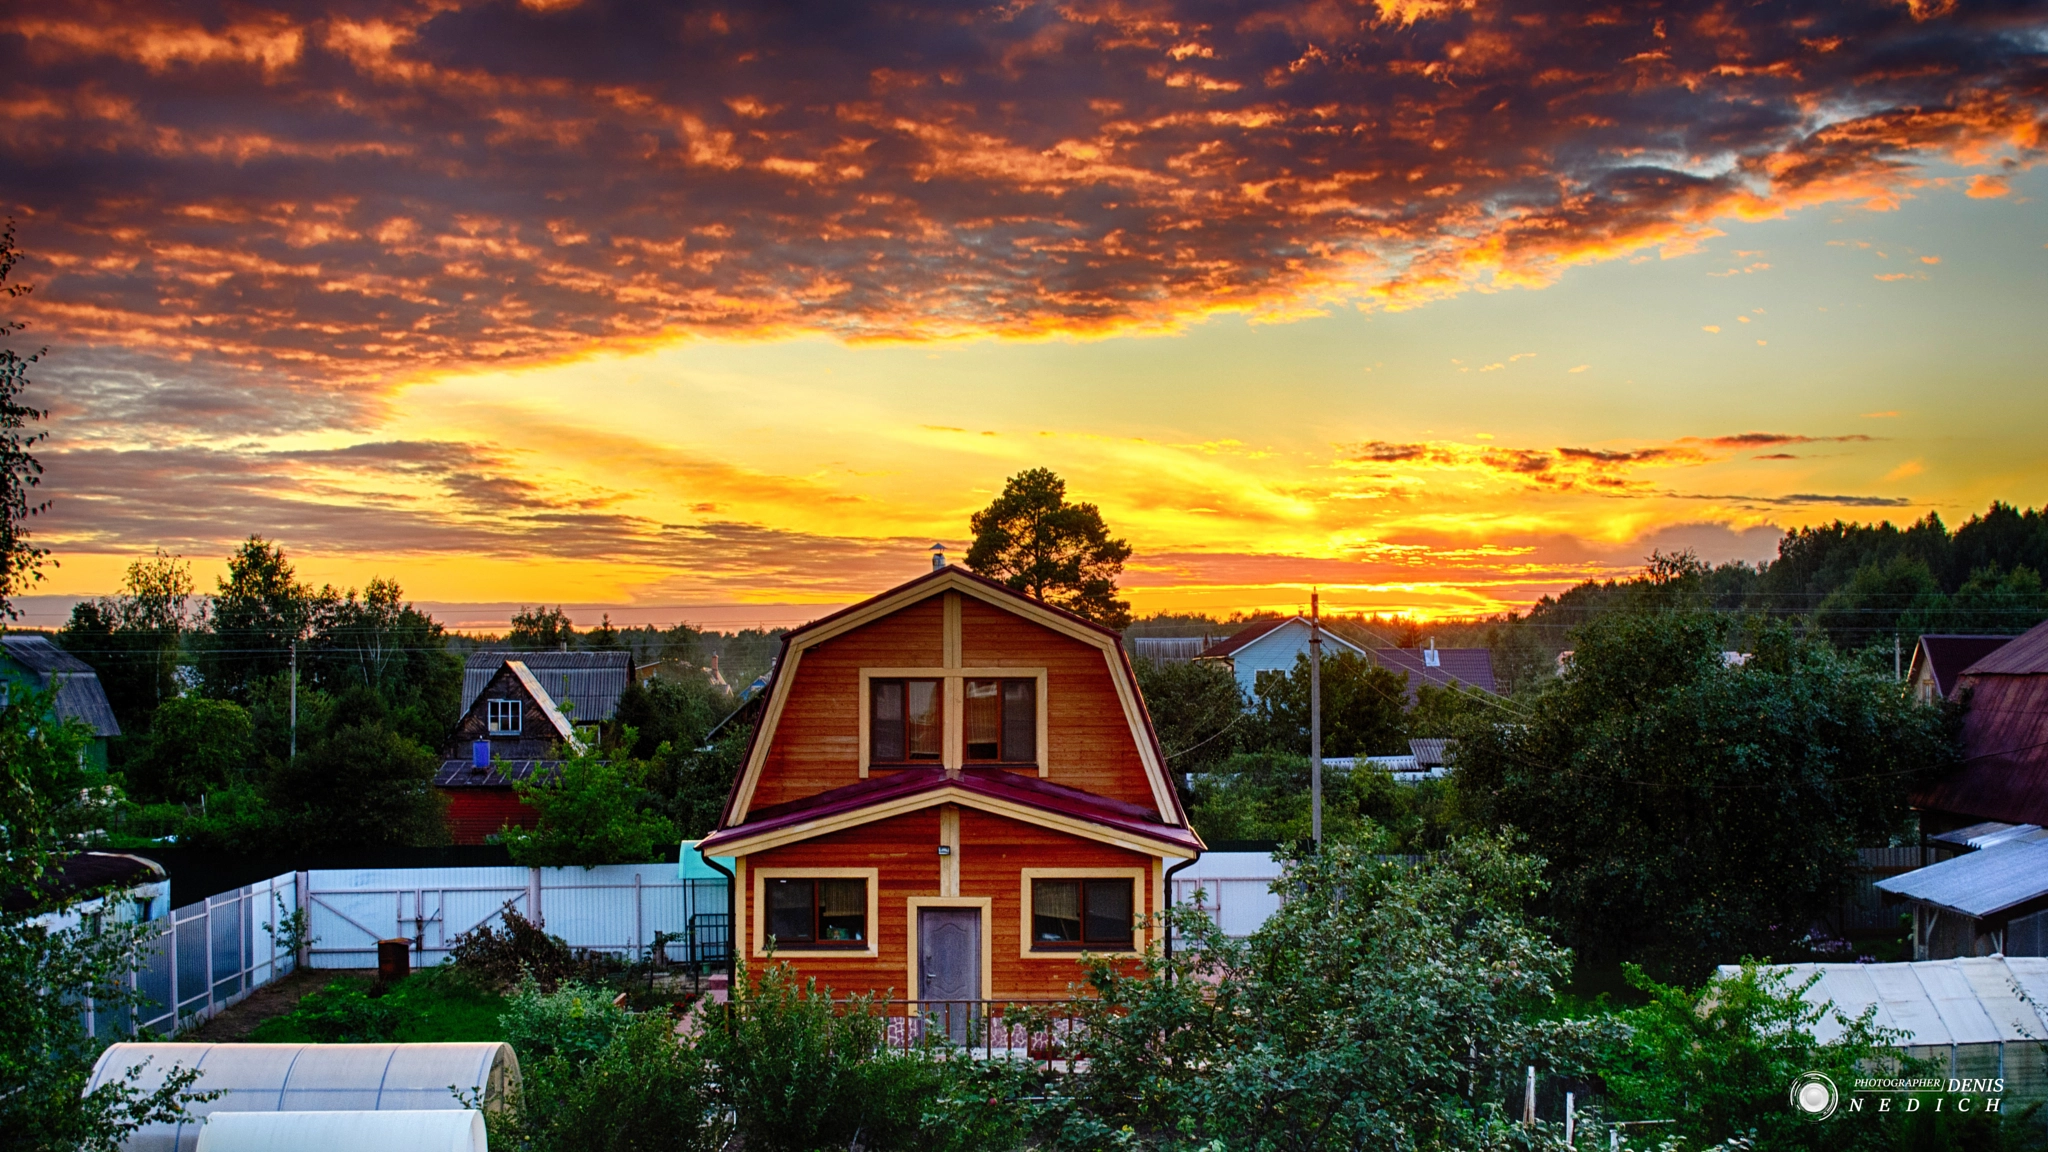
xmin=4 ymin=0 xmax=2046 ymax=630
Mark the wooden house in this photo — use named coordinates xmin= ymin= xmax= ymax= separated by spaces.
xmin=697 ymin=565 xmax=1203 ymax=1009
xmin=1196 ymin=618 xmax=1497 ymax=703
xmin=435 ymin=658 xmax=595 ymax=844
xmin=1912 ymin=618 xmax=2048 ymax=833
xmin=0 ymin=634 xmax=122 ymax=769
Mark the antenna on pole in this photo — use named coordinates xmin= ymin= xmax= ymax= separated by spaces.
xmin=1310 ymin=588 xmax=1323 ymax=849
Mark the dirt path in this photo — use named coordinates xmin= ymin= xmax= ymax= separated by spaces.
xmin=179 ymin=967 xmax=374 ymax=1041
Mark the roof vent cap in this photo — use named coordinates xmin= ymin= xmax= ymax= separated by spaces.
xmin=930 ymin=542 xmax=947 ymax=570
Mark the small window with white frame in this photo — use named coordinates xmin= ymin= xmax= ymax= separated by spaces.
xmin=486 ymin=698 xmax=523 ymax=735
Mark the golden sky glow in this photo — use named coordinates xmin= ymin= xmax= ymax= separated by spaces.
xmin=4 ymin=0 xmax=2046 ymax=628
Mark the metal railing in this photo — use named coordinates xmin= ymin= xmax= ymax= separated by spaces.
xmin=875 ymin=999 xmax=1089 ymax=1062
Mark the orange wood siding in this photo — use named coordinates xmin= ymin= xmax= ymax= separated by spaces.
xmin=741 ymin=807 xmax=1149 ymax=1000
xmin=750 ymin=597 xmax=946 ymax=809
xmin=742 ymin=810 xmax=940 ymax=997
xmin=957 ymin=597 xmax=1154 ymax=807
xmin=959 ymin=807 xmax=1152 ymax=998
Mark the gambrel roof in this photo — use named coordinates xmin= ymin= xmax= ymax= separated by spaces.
xmin=718 ymin=565 xmax=1189 ymax=836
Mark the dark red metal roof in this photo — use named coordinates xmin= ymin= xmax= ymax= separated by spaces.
xmin=1197 ymin=618 xmax=1291 ymax=659
xmin=1912 ymin=670 xmax=2048 ymax=827
xmin=1962 ymin=619 xmax=2048 ymax=676
xmin=1912 ymin=635 xmax=2017 ymax=700
xmin=1370 ymin=647 xmax=1498 ymax=698
xmin=702 ymin=765 xmax=1202 ymax=855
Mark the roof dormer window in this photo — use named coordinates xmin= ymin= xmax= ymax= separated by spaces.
xmin=487 ymin=698 xmax=523 ymax=736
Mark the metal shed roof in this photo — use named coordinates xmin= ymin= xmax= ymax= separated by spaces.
xmin=1 ymin=634 xmax=122 ymax=736
xmin=1875 ymin=834 xmax=2048 ymax=919
xmin=461 ymin=649 xmax=630 ymax=722
xmin=1720 ymin=958 xmax=2048 ymax=1047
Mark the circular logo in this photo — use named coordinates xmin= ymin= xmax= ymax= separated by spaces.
xmin=1790 ymin=1071 xmax=1839 ymax=1121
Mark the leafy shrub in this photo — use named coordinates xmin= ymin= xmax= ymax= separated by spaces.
xmin=289 ymin=979 xmax=402 ymax=1043
xmin=697 ymin=960 xmax=1031 ymax=1152
xmin=449 ymin=910 xmax=579 ymax=990
xmin=494 ymin=1011 xmax=725 ymax=1152
xmin=501 ymin=977 xmax=632 ymax=1066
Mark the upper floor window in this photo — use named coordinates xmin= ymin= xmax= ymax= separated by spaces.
xmin=486 ymin=698 xmax=523 ymax=736
xmin=965 ymin=678 xmax=1036 ymax=763
xmin=870 ymin=678 xmax=941 ymax=763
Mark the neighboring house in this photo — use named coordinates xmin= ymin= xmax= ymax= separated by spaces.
xmin=1197 ymin=619 xmax=1496 ymax=703
xmin=1196 ymin=617 xmax=1372 ymax=700
xmin=697 ymin=565 xmax=1202 ymax=1018
xmin=1875 ymin=831 xmax=2048 ymax=958
xmin=1911 ymin=617 xmax=2048 ymax=832
xmin=435 ymin=659 xmax=591 ymax=844
xmin=1905 ymin=634 xmax=2015 ymax=704
xmin=461 ymin=649 xmax=632 ymax=728
xmin=0 ymin=634 xmax=122 ymax=768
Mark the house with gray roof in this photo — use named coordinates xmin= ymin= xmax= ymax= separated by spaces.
xmin=461 ymin=649 xmax=632 ymax=725
xmin=1 ymin=634 xmax=122 ymax=768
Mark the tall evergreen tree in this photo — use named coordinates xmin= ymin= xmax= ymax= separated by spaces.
xmin=0 ymin=222 xmax=48 ymax=616
xmin=965 ymin=468 xmax=1133 ymax=628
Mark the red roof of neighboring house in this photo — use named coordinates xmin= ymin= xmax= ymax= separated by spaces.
xmin=1197 ymin=618 xmax=1292 ymax=659
xmin=1912 ymin=635 xmax=2018 ymax=700
xmin=1913 ymin=625 xmax=2048 ymax=826
xmin=701 ymin=765 xmax=1202 ymax=856
xmin=1962 ymin=619 xmax=2048 ymax=676
xmin=1370 ymin=647 xmax=1497 ymax=697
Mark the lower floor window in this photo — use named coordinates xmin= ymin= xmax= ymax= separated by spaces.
xmin=767 ymin=878 xmax=868 ymax=945
xmin=1031 ymin=878 xmax=1134 ymax=949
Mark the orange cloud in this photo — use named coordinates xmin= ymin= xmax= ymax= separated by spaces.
xmin=1966 ymin=174 xmax=2011 ymax=198
xmin=0 ymin=0 xmax=2039 ymax=402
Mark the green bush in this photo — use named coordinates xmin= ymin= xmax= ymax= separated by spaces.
xmin=288 ymin=979 xmax=402 ymax=1043
xmin=502 ymin=977 xmax=631 ymax=1065
xmin=449 ymin=910 xmax=583 ymax=990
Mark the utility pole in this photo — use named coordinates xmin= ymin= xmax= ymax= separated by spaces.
xmin=1895 ymin=634 xmax=1902 ymax=682
xmin=1310 ymin=589 xmax=1323 ymax=848
xmin=289 ymin=639 xmax=298 ymax=762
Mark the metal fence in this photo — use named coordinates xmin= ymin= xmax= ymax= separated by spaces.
xmin=303 ymin=864 xmax=729 ymax=970
xmin=106 ymin=871 xmax=301 ymax=1038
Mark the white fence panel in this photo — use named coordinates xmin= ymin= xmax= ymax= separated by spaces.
xmin=304 ymin=864 xmax=726 ymax=969
xmin=1174 ymin=876 xmax=1286 ymax=939
xmin=120 ymin=871 xmax=300 ymax=1037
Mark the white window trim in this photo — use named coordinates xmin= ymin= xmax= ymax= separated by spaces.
xmin=750 ymin=866 xmax=880 ymax=958
xmin=1018 ymin=866 xmax=1148 ymax=959
xmin=858 ymin=667 xmax=1048 ymax=778
xmin=486 ymin=698 xmax=523 ymax=736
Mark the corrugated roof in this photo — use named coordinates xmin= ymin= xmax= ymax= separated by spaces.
xmin=1927 ymin=821 xmax=2042 ymax=851
xmin=462 ymin=649 xmax=630 ymax=722
xmin=1370 ymin=647 xmax=1497 ymax=697
xmin=1913 ymin=667 xmax=2048 ymax=825
xmin=1874 ymin=834 xmax=2048 ymax=919
xmin=1 ymin=635 xmax=122 ymax=736
xmin=1961 ymin=618 xmax=2048 ymax=676
xmin=433 ymin=759 xmax=564 ymax=788
xmin=505 ymin=661 xmax=580 ymax=746
xmin=1 ymin=634 xmax=94 ymax=676
xmin=1911 ymin=635 xmax=2015 ymax=699
xmin=1717 ymin=958 xmax=2048 ymax=1048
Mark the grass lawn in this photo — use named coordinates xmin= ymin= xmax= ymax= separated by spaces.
xmin=246 ymin=965 xmax=510 ymax=1044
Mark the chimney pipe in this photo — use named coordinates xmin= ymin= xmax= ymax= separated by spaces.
xmin=930 ymin=542 xmax=947 ymax=570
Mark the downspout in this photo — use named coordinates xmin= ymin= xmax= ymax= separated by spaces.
xmin=1163 ymin=853 xmax=1201 ymax=975
xmin=701 ymin=854 xmax=738 ymax=988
